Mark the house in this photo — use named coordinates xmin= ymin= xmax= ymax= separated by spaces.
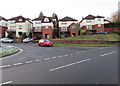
xmin=0 ymin=16 xmax=8 ymax=38
xmin=59 ymin=16 xmax=78 ymax=38
xmin=32 ymin=15 xmax=58 ymax=39
xmin=7 ymin=16 xmax=33 ymax=37
xmin=80 ymin=14 xmax=106 ymax=33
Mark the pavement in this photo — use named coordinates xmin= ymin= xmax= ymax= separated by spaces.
xmin=0 ymin=43 xmax=119 ymax=85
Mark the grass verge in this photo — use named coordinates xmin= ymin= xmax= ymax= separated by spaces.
xmin=0 ymin=47 xmax=20 ymax=57
xmin=53 ymin=44 xmax=119 ymax=47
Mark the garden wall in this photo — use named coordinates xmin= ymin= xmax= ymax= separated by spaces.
xmin=50 ymin=40 xmax=120 ymax=44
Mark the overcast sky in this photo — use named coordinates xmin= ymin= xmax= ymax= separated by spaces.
xmin=0 ymin=0 xmax=119 ymax=21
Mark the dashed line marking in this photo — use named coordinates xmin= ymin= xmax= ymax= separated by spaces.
xmin=14 ymin=63 xmax=23 ymax=66
xmin=100 ymin=51 xmax=116 ymax=57
xmin=50 ymin=59 xmax=90 ymax=71
xmin=35 ymin=59 xmax=41 ymax=62
xmin=64 ymin=55 xmax=68 ymax=56
xmin=25 ymin=61 xmax=33 ymax=64
xmin=0 ymin=65 xmax=11 ymax=68
xmin=44 ymin=58 xmax=50 ymax=60
xmin=51 ymin=56 xmax=57 ymax=59
xmin=0 ymin=81 xmax=12 ymax=85
xmin=76 ymin=52 xmax=80 ymax=54
xmin=58 ymin=56 xmax=62 ymax=57
xmin=70 ymin=54 xmax=73 ymax=55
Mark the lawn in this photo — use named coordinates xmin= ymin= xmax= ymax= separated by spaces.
xmin=50 ymin=33 xmax=120 ymax=41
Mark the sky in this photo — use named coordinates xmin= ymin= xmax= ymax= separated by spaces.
xmin=0 ymin=0 xmax=119 ymax=21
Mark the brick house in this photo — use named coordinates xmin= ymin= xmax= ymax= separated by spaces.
xmin=32 ymin=16 xmax=58 ymax=39
xmin=80 ymin=14 xmax=107 ymax=32
xmin=0 ymin=16 xmax=8 ymax=38
xmin=7 ymin=16 xmax=33 ymax=37
xmin=59 ymin=16 xmax=78 ymax=38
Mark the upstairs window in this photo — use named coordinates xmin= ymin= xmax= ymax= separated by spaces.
xmin=98 ymin=18 xmax=101 ymax=21
xmin=61 ymin=27 xmax=67 ymax=31
xmin=86 ymin=20 xmax=92 ymax=23
xmin=98 ymin=24 xmax=101 ymax=27
xmin=61 ymin=21 xmax=67 ymax=24
xmin=10 ymin=26 xmax=16 ymax=30
xmin=86 ymin=25 xmax=92 ymax=30
xmin=44 ymin=18 xmax=49 ymax=22
xmin=19 ymin=19 xmax=22 ymax=21
xmin=35 ymin=21 xmax=41 ymax=24
xmin=45 ymin=26 xmax=49 ymax=29
xmin=10 ymin=20 xmax=15 ymax=23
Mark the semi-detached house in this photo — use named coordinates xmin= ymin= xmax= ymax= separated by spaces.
xmin=7 ymin=16 xmax=32 ymax=37
xmin=80 ymin=14 xmax=109 ymax=32
xmin=32 ymin=16 xmax=57 ymax=39
xmin=59 ymin=16 xmax=79 ymax=38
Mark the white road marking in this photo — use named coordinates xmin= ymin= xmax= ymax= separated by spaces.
xmin=70 ymin=54 xmax=73 ymax=55
xmin=51 ymin=56 xmax=57 ymax=59
xmin=0 ymin=81 xmax=12 ymax=85
xmin=35 ymin=59 xmax=41 ymax=62
xmin=14 ymin=63 xmax=23 ymax=66
xmin=0 ymin=65 xmax=11 ymax=68
xmin=64 ymin=55 xmax=68 ymax=56
xmin=44 ymin=58 xmax=50 ymax=60
xmin=50 ymin=59 xmax=90 ymax=71
xmin=76 ymin=52 xmax=80 ymax=53
xmin=58 ymin=56 xmax=62 ymax=57
xmin=100 ymin=51 xmax=116 ymax=57
xmin=25 ymin=61 xmax=33 ymax=64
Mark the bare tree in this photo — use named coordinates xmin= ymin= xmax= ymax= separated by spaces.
xmin=110 ymin=11 xmax=120 ymax=22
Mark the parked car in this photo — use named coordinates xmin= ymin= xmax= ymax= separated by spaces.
xmin=23 ymin=38 xmax=33 ymax=43
xmin=38 ymin=39 xmax=53 ymax=47
xmin=0 ymin=38 xmax=14 ymax=43
xmin=97 ymin=31 xmax=107 ymax=34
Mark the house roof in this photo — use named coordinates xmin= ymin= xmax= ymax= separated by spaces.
xmin=104 ymin=19 xmax=111 ymax=23
xmin=0 ymin=16 xmax=8 ymax=21
xmin=32 ymin=16 xmax=46 ymax=21
xmin=8 ymin=16 xmax=32 ymax=23
xmin=59 ymin=16 xmax=78 ymax=21
xmin=80 ymin=14 xmax=105 ymax=23
xmin=33 ymin=16 xmax=53 ymax=23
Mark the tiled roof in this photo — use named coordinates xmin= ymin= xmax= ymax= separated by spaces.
xmin=32 ymin=16 xmax=46 ymax=21
xmin=80 ymin=14 xmax=105 ymax=22
xmin=33 ymin=16 xmax=53 ymax=23
xmin=8 ymin=16 xmax=32 ymax=23
xmin=0 ymin=16 xmax=8 ymax=21
xmin=59 ymin=16 xmax=78 ymax=21
xmin=104 ymin=19 xmax=111 ymax=22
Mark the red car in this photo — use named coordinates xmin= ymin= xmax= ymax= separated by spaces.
xmin=38 ymin=39 xmax=53 ymax=47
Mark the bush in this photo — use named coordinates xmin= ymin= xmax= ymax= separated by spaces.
xmin=112 ymin=31 xmax=120 ymax=35
xmin=7 ymin=32 xmax=16 ymax=39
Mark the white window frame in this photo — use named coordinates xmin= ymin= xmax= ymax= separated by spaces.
xmin=44 ymin=18 xmax=49 ymax=22
xmin=45 ymin=26 xmax=49 ymax=29
xmin=98 ymin=24 xmax=101 ymax=27
xmin=61 ymin=27 xmax=67 ymax=31
xmin=86 ymin=25 xmax=92 ymax=30
xmin=61 ymin=21 xmax=67 ymax=24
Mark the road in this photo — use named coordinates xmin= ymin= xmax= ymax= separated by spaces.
xmin=0 ymin=43 xmax=118 ymax=85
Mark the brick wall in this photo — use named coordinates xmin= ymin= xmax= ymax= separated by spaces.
xmin=50 ymin=40 xmax=120 ymax=44
xmin=0 ymin=26 xmax=7 ymax=38
xmin=41 ymin=26 xmax=53 ymax=39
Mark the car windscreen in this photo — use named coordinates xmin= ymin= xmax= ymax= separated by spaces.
xmin=44 ymin=40 xmax=50 ymax=42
